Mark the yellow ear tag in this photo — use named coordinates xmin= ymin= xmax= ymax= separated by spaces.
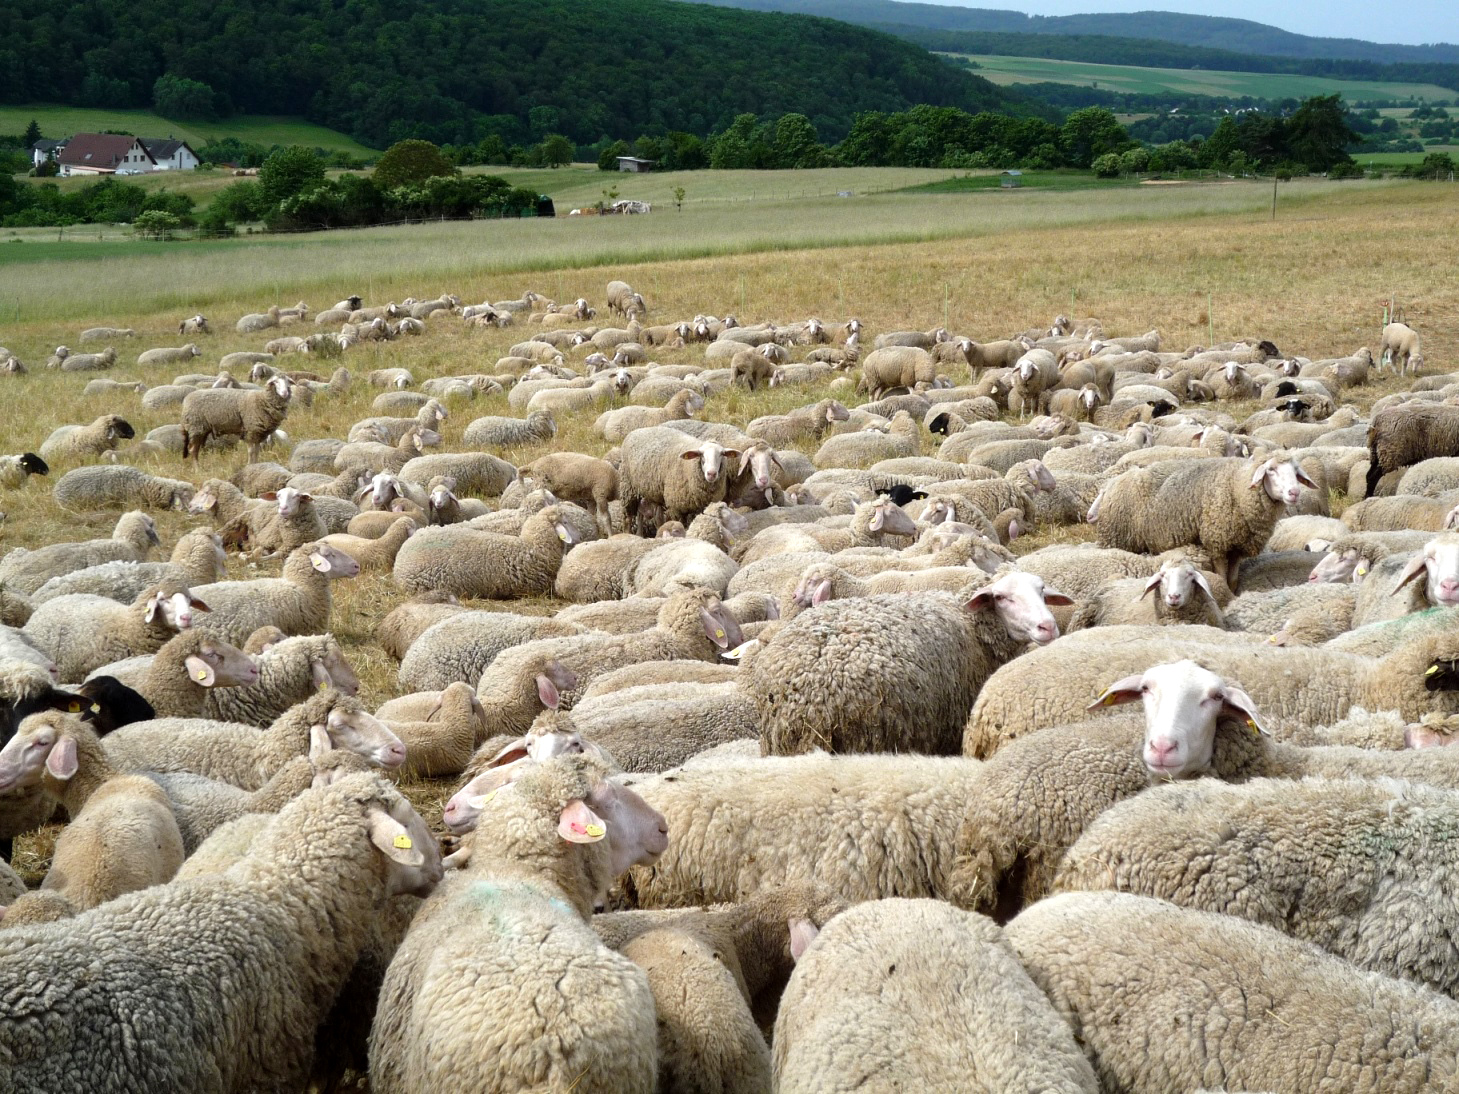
xmin=393 ymin=833 xmax=413 ymax=850
xmin=583 ymin=823 xmax=605 ymax=838
xmin=557 ymin=529 xmax=570 ymax=543
xmin=1102 ymin=695 xmax=1117 ymax=706
xmin=1356 ymin=563 xmax=1369 ymax=577
xmin=317 ymin=680 xmax=328 ymax=690
xmin=482 ymin=789 xmax=497 ymax=805
xmin=89 ymin=703 xmax=101 ymax=714
xmin=1427 ymin=664 xmax=1441 ymax=676
xmin=1246 ymin=719 xmax=1259 ymax=736
xmin=195 ymin=669 xmax=209 ymax=682
xmin=715 ymin=628 xmax=726 ymax=639
xmin=311 ymin=555 xmax=329 ymax=572
xmin=66 ymin=701 xmax=81 ymax=713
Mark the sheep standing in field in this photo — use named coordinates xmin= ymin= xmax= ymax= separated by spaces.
xmin=1379 ymin=320 xmax=1421 ymax=374
xmin=1364 ymin=401 xmax=1459 ymax=496
xmin=859 ymin=346 xmax=936 ymax=399
xmin=0 ymin=773 xmax=440 ymax=1093
xmin=620 ymin=427 xmax=740 ymax=534
xmin=1006 ymin=891 xmax=1459 ymax=1093
xmin=180 ymin=376 xmax=292 ymax=462
xmin=774 ymin=899 xmax=1098 ymax=1092
xmin=1091 ymin=453 xmax=1315 ymax=588
xmin=751 ymin=570 xmax=1071 ymax=756
xmin=368 ymin=755 xmax=666 ymax=1094
xmin=606 ymin=279 xmax=646 ymax=319
xmin=519 ymin=453 xmax=618 ymax=534
xmin=38 ymin=414 xmax=136 ymax=463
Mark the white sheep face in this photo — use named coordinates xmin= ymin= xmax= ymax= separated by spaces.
xmin=965 ymin=571 xmax=1070 ymax=646
xmin=322 ymin=707 xmax=406 ymax=770
xmin=1143 ymin=563 xmax=1213 ymax=610
xmin=1091 ymin=660 xmax=1266 ymax=780
xmin=1396 ymin=536 xmax=1459 ymax=607
xmin=1252 ymin=458 xmax=1314 ymax=505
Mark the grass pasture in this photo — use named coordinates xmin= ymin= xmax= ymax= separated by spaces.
xmin=950 ymin=54 xmax=1459 ymax=104
xmin=0 ymin=104 xmax=379 ymax=155
xmin=1 ymin=177 xmax=1456 ymax=1073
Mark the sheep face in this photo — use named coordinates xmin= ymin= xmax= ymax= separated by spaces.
xmin=964 ymin=571 xmax=1071 ymax=647
xmin=263 ymin=487 xmax=312 ymax=518
xmin=0 ymin=714 xmax=83 ymax=791
xmin=1250 ymin=457 xmax=1316 ymax=505
xmin=1141 ymin=562 xmax=1215 ymax=611
xmin=1308 ymin=547 xmax=1367 ymax=584
xmin=867 ymin=500 xmax=917 ymax=537
xmin=317 ymin=705 xmax=406 ymax=771
xmin=308 ymin=543 xmax=362 ymax=579
xmin=144 ymin=590 xmax=210 ymax=632
xmin=184 ymin=640 xmax=260 ymax=689
xmin=1089 ymin=660 xmax=1267 ymax=781
xmin=1395 ymin=535 xmax=1459 ymax=608
xmin=317 ymin=642 xmax=359 ymax=694
xmin=682 ymin=442 xmax=738 ymax=486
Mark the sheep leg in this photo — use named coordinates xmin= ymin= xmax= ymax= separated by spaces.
xmin=1364 ymin=460 xmax=1384 ymax=499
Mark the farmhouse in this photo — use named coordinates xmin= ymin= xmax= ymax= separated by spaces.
xmin=29 ymin=138 xmax=63 ymax=169
xmin=54 ymin=133 xmax=158 ymax=177
xmin=141 ymin=138 xmax=201 ymax=171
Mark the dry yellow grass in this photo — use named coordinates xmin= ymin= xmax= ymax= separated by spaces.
xmin=0 ymin=175 xmax=1452 ymax=1090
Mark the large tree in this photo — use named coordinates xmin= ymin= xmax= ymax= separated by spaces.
xmin=1284 ymin=93 xmax=1358 ymax=172
xmin=373 ymin=139 xmax=457 ymax=188
xmin=258 ymin=146 xmax=327 ymax=206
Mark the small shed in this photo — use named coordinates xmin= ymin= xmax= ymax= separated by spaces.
xmin=1000 ymin=170 xmax=1023 ymax=189
xmin=616 ymin=156 xmax=656 ymax=173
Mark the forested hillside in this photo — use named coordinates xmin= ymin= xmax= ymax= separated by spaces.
xmin=686 ymin=0 xmax=1459 ymax=64
xmin=0 ymin=0 xmax=1027 ymax=148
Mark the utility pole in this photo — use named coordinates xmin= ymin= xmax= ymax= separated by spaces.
xmin=1271 ymin=174 xmax=1277 ymax=221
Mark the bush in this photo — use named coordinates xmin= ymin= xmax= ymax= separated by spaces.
xmin=259 ymin=146 xmax=328 ymax=205
xmin=133 ymin=210 xmax=181 ymax=240
xmin=373 ymin=139 xmax=456 ymax=188
xmin=598 ymin=139 xmax=631 ymax=172
xmin=1327 ymin=161 xmax=1363 ymax=179
xmin=1091 ymin=152 xmax=1121 ymax=178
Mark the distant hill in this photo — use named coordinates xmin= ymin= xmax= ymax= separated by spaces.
xmin=683 ymin=0 xmax=1459 ymax=64
xmin=0 ymin=0 xmax=1031 ymax=149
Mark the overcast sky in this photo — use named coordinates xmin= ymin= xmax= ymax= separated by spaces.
xmin=919 ymin=1 xmax=1457 ymax=47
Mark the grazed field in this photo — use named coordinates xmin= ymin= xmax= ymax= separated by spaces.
xmin=950 ymin=53 xmax=1459 ymax=104
xmin=0 ymin=104 xmax=379 ymax=155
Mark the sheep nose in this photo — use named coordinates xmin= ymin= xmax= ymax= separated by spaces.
xmin=1033 ymin=620 xmax=1058 ymax=644
xmin=382 ymin=742 xmax=407 ymax=768
xmin=1440 ymin=580 xmax=1459 ymax=599
xmin=1147 ymin=738 xmax=1178 ymax=762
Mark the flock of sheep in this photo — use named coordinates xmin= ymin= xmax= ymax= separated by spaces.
xmin=0 ymin=277 xmax=1456 ymax=1093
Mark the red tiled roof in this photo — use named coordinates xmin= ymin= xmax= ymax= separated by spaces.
xmin=56 ymin=133 xmax=155 ymax=170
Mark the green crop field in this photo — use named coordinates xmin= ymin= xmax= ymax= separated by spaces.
xmin=1356 ymin=146 xmax=1459 ymax=166
xmin=950 ymin=55 xmax=1459 ymax=104
xmin=0 ymin=105 xmax=379 ymax=155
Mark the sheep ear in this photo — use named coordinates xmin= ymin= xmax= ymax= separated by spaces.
xmin=1042 ymin=588 xmax=1075 ymax=606
xmin=144 ymin=594 xmax=162 ymax=623
xmin=484 ymin=737 xmax=531 ymax=769
xmin=1139 ymin=573 xmax=1162 ymax=601
xmin=811 ymin=579 xmax=833 ymax=607
xmin=1294 ymin=466 xmax=1319 ymax=489
xmin=1248 ymin=460 xmax=1274 ymax=489
xmin=308 ymin=724 xmax=333 ymax=759
xmin=964 ymin=588 xmax=996 ymax=613
xmin=1089 ymin=674 xmax=1145 ymax=710
xmin=310 ymin=552 xmax=331 ymax=573
xmin=700 ymin=607 xmax=733 ymax=649
xmin=466 ymin=765 xmax=524 ymax=807
xmin=722 ymin=449 xmax=741 ymax=462
xmin=1394 ymin=553 xmax=1431 ymax=594
xmin=536 ymin=673 xmax=562 ymax=709
xmin=1220 ymin=686 xmax=1270 ymax=736
xmin=46 ymin=737 xmax=79 ymax=780
xmin=554 ymin=522 xmax=576 ymax=545
xmin=789 ymin=918 xmax=819 ymax=962
xmin=260 ymin=492 xmax=278 ymax=501
xmin=1190 ymin=571 xmax=1219 ymax=605
xmin=869 ymin=505 xmax=886 ymax=532
xmin=184 ymin=655 xmax=217 ymax=687
xmin=366 ymin=808 xmax=426 ymax=867
xmin=188 ymin=597 xmax=211 ymax=613
xmin=558 ymin=799 xmax=607 ymax=844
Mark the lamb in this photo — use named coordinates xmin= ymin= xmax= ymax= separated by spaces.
xmin=1066 ymin=558 xmax=1225 ymax=630
xmin=0 ymin=511 xmax=158 ymax=595
xmin=318 ymin=515 xmax=417 ymax=571
xmin=51 ymin=464 xmax=194 ymax=512
xmin=0 ymin=772 xmax=439 ymax=1093
xmin=619 ymin=426 xmax=741 ymax=534
xmin=773 ymin=899 xmax=1098 ymax=1093
xmin=121 ymin=629 xmax=259 ymax=717
xmin=1091 ymin=453 xmax=1315 ymax=588
xmin=368 ymin=754 xmax=664 ymax=1094
xmin=1364 ymin=401 xmax=1459 ymax=496
xmin=594 ymin=884 xmax=845 ymax=1094
xmin=0 ymin=452 xmax=48 ymax=490
xmin=180 ymin=376 xmax=292 ymax=462
xmin=102 ymin=689 xmax=405 ymax=789
xmin=460 ymin=408 xmax=557 ymax=448
xmin=1379 ymin=320 xmax=1421 ymax=374
xmin=392 ymin=504 xmax=577 ymax=598
xmin=398 ymin=451 xmax=516 ymax=498
xmin=137 ymin=343 xmax=201 ymax=367
xmin=80 ymin=326 xmax=136 ymax=342
xmin=752 ymin=570 xmax=1069 ymax=756
xmin=0 ymin=710 xmax=185 ymax=921
xmin=236 ymin=304 xmax=282 ymax=332
xmin=1055 ymin=774 xmax=1459 ymax=1000
xmin=1006 ymin=891 xmax=1459 ymax=1094
xmin=37 ymin=413 xmax=136 ymax=463
xmin=201 ymin=633 xmax=359 ymax=727
xmin=519 ymin=452 xmax=618 ymax=533
xmin=24 ymin=583 xmax=209 ymax=683
xmin=617 ymin=753 xmax=984 ymax=906
xmin=964 ymin=624 xmax=1459 ymax=755
xmin=377 ymin=681 xmax=483 ymax=777
xmin=188 ymin=542 xmax=359 ymax=644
